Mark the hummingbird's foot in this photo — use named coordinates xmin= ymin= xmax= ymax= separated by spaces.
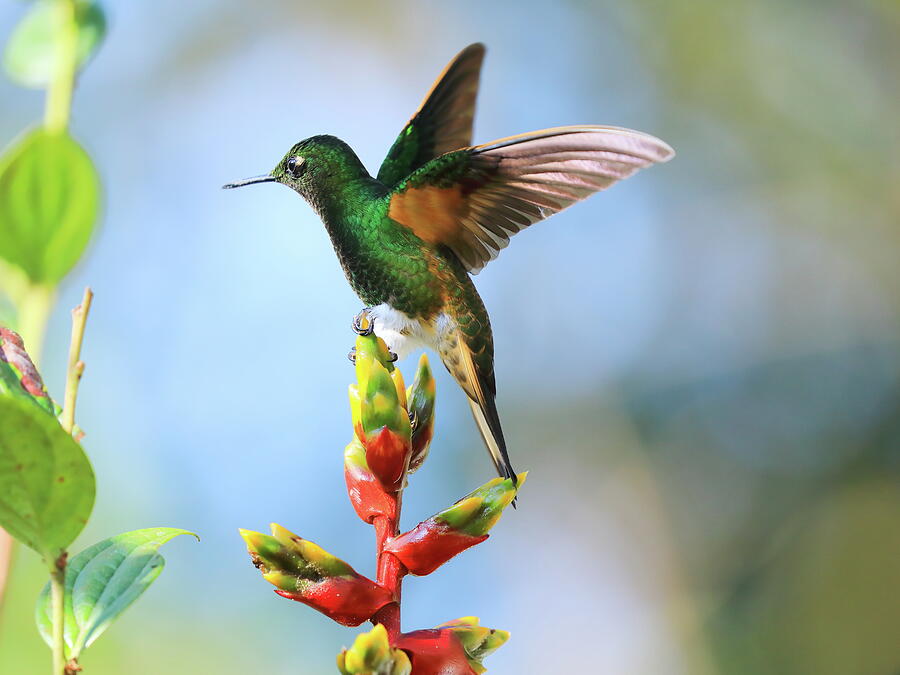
xmin=352 ymin=308 xmax=375 ymax=336
xmin=388 ymin=350 xmax=398 ymax=363
xmin=348 ymin=347 xmax=357 ymax=365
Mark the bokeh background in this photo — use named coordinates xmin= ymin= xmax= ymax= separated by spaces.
xmin=2 ymin=1 xmax=899 ymax=673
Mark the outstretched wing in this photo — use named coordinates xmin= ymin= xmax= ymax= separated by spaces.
xmin=377 ymin=43 xmax=485 ymax=188
xmin=387 ymin=125 xmax=675 ymax=273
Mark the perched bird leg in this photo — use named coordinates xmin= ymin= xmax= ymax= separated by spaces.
xmin=352 ymin=308 xmax=375 ymax=336
xmin=387 ymin=350 xmax=398 ymax=363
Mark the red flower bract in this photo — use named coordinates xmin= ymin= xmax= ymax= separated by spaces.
xmin=384 ymin=520 xmax=487 ymax=577
xmin=394 ymin=629 xmax=477 ymax=675
xmin=362 ymin=426 xmax=411 ymax=491
xmin=345 ymin=446 xmax=399 ymax=524
xmin=274 ymin=575 xmax=394 ymax=627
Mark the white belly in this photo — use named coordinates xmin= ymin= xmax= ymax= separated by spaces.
xmin=367 ymin=303 xmax=444 ymax=360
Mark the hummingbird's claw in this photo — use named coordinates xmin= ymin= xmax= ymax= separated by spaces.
xmin=388 ymin=350 xmax=398 ymax=363
xmin=348 ymin=347 xmax=357 ymax=364
xmin=352 ymin=308 xmax=375 ymax=336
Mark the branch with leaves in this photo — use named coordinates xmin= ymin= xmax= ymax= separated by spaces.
xmin=0 ymin=0 xmax=106 ymax=610
xmin=0 ymin=2 xmax=195 ymax=673
xmin=241 ymin=324 xmax=521 ymax=674
xmin=0 ymin=312 xmax=196 ymax=674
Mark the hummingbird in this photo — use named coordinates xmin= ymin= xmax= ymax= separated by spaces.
xmin=224 ymin=43 xmax=674 ymax=483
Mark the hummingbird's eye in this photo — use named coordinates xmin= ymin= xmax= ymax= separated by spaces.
xmin=286 ymin=156 xmax=307 ymax=178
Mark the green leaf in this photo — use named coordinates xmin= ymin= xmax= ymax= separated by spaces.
xmin=3 ymin=0 xmax=106 ymax=89
xmin=36 ymin=528 xmax=198 ymax=658
xmin=0 ymin=396 xmax=94 ymax=561
xmin=0 ymin=128 xmax=100 ymax=284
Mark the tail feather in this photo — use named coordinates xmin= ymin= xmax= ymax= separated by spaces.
xmin=437 ymin=318 xmax=517 ymax=483
xmin=466 ymin=396 xmax=516 ymax=482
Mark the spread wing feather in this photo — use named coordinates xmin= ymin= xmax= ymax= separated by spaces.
xmin=388 ymin=125 xmax=675 ymax=273
xmin=377 ymin=43 xmax=485 ymax=188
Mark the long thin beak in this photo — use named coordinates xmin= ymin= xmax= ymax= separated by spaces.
xmin=222 ymin=174 xmax=276 ymax=189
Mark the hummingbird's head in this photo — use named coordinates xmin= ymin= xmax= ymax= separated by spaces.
xmin=223 ymin=135 xmax=370 ymax=212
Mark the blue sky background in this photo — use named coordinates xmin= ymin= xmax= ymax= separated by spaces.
xmin=1 ymin=1 xmax=898 ymax=673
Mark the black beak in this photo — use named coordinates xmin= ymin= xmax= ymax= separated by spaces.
xmin=222 ymin=174 xmax=276 ymax=189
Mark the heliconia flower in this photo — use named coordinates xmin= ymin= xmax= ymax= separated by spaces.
xmin=336 ymin=624 xmax=412 ymax=675
xmin=349 ymin=334 xmax=413 ymax=491
xmin=406 ymin=354 xmax=435 ymax=473
xmin=239 ymin=524 xmax=393 ymax=626
xmin=0 ymin=327 xmax=56 ymax=416
xmin=345 ymin=438 xmax=399 ymax=524
xmin=383 ymin=473 xmax=525 ymax=576
xmin=436 ymin=617 xmax=510 ymax=674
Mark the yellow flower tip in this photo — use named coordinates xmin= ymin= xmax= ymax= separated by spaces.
xmin=296 ymin=537 xmax=332 ymax=565
xmin=367 ymin=623 xmax=390 ymax=653
xmin=268 ymin=522 xmax=301 ymax=547
xmin=345 ymin=624 xmax=391 ymax=671
xmin=260 ymin=570 xmax=285 ymax=588
xmin=356 ymin=311 xmax=374 ymax=334
xmin=491 ymin=629 xmax=511 ymax=644
xmin=374 ymin=338 xmax=394 ymax=366
xmin=483 ymin=476 xmax=504 ymax=490
xmin=391 ymin=368 xmax=407 ymax=408
xmin=344 ymin=646 xmax=365 ymax=672
xmin=237 ymin=528 xmax=262 ymax=551
xmin=439 ymin=616 xmax=480 ymax=629
xmin=515 ymin=471 xmax=528 ymax=487
xmin=451 ymin=496 xmax=482 ymax=521
xmin=238 ymin=528 xmax=267 ymax=547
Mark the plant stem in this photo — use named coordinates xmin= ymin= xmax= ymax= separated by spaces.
xmin=44 ymin=0 xmax=79 ymax=134
xmin=15 ymin=283 xmax=56 ymax=368
xmin=60 ymin=287 xmax=92 ymax=435
xmin=50 ymin=555 xmax=67 ymax=675
xmin=48 ymin=288 xmax=91 ymax=673
xmin=372 ymin=491 xmax=406 ymax=640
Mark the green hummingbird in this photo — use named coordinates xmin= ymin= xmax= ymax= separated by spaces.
xmin=224 ymin=43 xmax=674 ymax=482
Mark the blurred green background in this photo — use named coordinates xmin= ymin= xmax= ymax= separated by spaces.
xmin=1 ymin=0 xmax=898 ymax=673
